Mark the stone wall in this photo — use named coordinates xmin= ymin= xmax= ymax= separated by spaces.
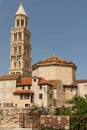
xmin=0 ymin=108 xmax=29 ymax=128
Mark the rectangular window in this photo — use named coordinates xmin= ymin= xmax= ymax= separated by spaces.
xmin=22 ymin=86 xmax=25 ymax=90
xmin=20 ymin=94 xmax=23 ymax=99
xmin=50 ymin=94 xmax=52 ymax=99
xmin=20 ymin=94 xmax=29 ymax=100
xmin=39 ymin=94 xmax=42 ymax=99
xmin=39 ymin=85 xmax=42 ymax=89
xmin=31 ymin=95 xmax=33 ymax=103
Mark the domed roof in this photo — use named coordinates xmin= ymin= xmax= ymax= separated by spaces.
xmin=32 ymin=55 xmax=77 ymax=70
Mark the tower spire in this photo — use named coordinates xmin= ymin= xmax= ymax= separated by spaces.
xmin=16 ymin=2 xmax=27 ymax=16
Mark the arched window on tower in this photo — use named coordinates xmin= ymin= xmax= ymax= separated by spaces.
xmin=27 ymin=48 xmax=29 ymax=56
xmin=14 ymin=33 xmax=17 ymax=41
xmin=19 ymin=61 xmax=21 ymax=68
xmin=17 ymin=19 xmax=19 ymax=27
xmin=14 ymin=46 xmax=17 ymax=55
xmin=21 ymin=19 xmax=24 ymax=26
xmin=14 ymin=62 xmax=16 ymax=68
xmin=18 ymin=46 xmax=21 ymax=54
xmin=18 ymin=32 xmax=22 ymax=40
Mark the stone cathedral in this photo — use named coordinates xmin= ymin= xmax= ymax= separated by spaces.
xmin=9 ymin=4 xmax=31 ymax=77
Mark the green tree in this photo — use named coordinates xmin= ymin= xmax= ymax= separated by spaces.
xmin=70 ymin=96 xmax=87 ymax=116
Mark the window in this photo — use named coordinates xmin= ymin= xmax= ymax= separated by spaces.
xmin=17 ymin=19 xmax=19 ymax=27
xmin=28 ymin=86 xmax=31 ymax=89
xmin=39 ymin=85 xmax=42 ymax=89
xmin=33 ymin=78 xmax=36 ymax=82
xmin=20 ymin=94 xmax=23 ymax=99
xmin=18 ymin=46 xmax=21 ymax=54
xmin=39 ymin=94 xmax=42 ymax=99
xmin=50 ymin=94 xmax=52 ymax=99
xmin=14 ymin=46 xmax=17 ymax=55
xmin=14 ymin=33 xmax=17 ymax=41
xmin=19 ymin=61 xmax=21 ymax=68
xmin=22 ymin=86 xmax=24 ymax=90
xmin=20 ymin=94 xmax=30 ymax=100
xmin=19 ymin=32 xmax=22 ymax=40
xmin=21 ymin=19 xmax=24 ymax=26
xmin=3 ymin=103 xmax=13 ymax=107
xmin=14 ymin=62 xmax=16 ymax=68
xmin=31 ymin=95 xmax=33 ymax=103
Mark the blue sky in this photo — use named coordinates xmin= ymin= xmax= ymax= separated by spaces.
xmin=0 ymin=0 xmax=87 ymax=79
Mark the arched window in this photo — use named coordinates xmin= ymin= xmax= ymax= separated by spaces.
xmin=21 ymin=19 xmax=24 ymax=26
xmin=14 ymin=62 xmax=16 ymax=68
xmin=14 ymin=33 xmax=17 ymax=41
xmin=14 ymin=46 xmax=17 ymax=55
xmin=19 ymin=46 xmax=21 ymax=54
xmin=17 ymin=19 xmax=19 ymax=27
xmin=19 ymin=61 xmax=21 ymax=68
xmin=18 ymin=32 xmax=22 ymax=40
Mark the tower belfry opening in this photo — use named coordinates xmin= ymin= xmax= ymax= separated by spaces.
xmin=9 ymin=3 xmax=32 ymax=77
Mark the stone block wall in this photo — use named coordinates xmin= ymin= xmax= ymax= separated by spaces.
xmin=0 ymin=108 xmax=29 ymax=128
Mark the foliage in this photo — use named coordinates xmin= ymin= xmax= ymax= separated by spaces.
xmin=55 ymin=96 xmax=87 ymax=116
xmin=55 ymin=96 xmax=87 ymax=130
xmin=28 ymin=105 xmax=49 ymax=115
xmin=70 ymin=96 xmax=87 ymax=116
xmin=70 ymin=116 xmax=87 ymax=130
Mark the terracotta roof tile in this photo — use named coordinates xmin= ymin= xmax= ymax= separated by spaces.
xmin=13 ymin=90 xmax=34 ymax=94
xmin=17 ymin=78 xmax=32 ymax=85
xmin=39 ymin=77 xmax=53 ymax=86
xmin=48 ymin=80 xmax=62 ymax=88
xmin=0 ymin=74 xmax=21 ymax=81
xmin=74 ymin=79 xmax=87 ymax=86
xmin=32 ymin=55 xmax=77 ymax=70
xmin=17 ymin=77 xmax=54 ymax=87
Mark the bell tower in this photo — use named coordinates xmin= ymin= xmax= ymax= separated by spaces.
xmin=9 ymin=3 xmax=32 ymax=77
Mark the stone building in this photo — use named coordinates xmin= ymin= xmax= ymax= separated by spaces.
xmin=0 ymin=74 xmax=21 ymax=107
xmin=74 ymin=79 xmax=87 ymax=97
xmin=13 ymin=76 xmax=54 ymax=107
xmin=32 ymin=55 xmax=77 ymax=105
xmin=32 ymin=55 xmax=77 ymax=85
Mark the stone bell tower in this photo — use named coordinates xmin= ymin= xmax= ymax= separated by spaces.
xmin=9 ymin=3 xmax=32 ymax=77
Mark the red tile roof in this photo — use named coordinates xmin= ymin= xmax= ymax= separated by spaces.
xmin=39 ymin=77 xmax=53 ymax=86
xmin=17 ymin=77 xmax=54 ymax=87
xmin=74 ymin=79 xmax=87 ymax=86
xmin=13 ymin=90 xmax=34 ymax=94
xmin=32 ymin=56 xmax=77 ymax=70
xmin=48 ymin=80 xmax=62 ymax=88
xmin=17 ymin=78 xmax=32 ymax=86
xmin=0 ymin=74 xmax=21 ymax=81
